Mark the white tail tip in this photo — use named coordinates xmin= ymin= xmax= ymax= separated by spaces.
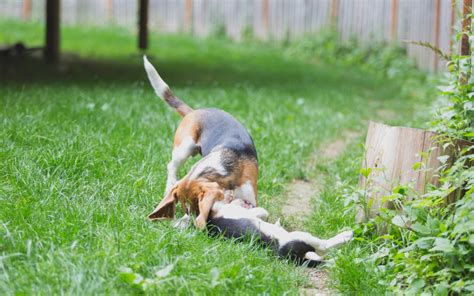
xmin=143 ymin=55 xmax=169 ymax=98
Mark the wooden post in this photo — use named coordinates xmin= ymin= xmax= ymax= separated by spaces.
xmin=106 ymin=0 xmax=114 ymax=23
xmin=45 ymin=0 xmax=60 ymax=64
xmin=330 ymin=0 xmax=338 ymax=28
xmin=356 ymin=122 xmax=464 ymax=223
xmin=22 ymin=0 xmax=32 ymax=20
xmin=461 ymin=0 xmax=472 ymax=56
xmin=450 ymin=0 xmax=456 ymax=53
xmin=433 ymin=0 xmax=441 ymax=71
xmin=138 ymin=0 xmax=149 ymax=50
xmin=389 ymin=0 xmax=398 ymax=42
xmin=262 ymin=0 xmax=269 ymax=38
xmin=184 ymin=0 xmax=193 ymax=32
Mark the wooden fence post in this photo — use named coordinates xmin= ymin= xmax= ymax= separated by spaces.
xmin=461 ymin=0 xmax=472 ymax=56
xmin=433 ymin=0 xmax=441 ymax=71
xmin=22 ymin=0 xmax=32 ymax=20
xmin=45 ymin=0 xmax=60 ymax=64
xmin=450 ymin=0 xmax=456 ymax=53
xmin=106 ymin=0 xmax=114 ymax=23
xmin=330 ymin=0 xmax=338 ymax=28
xmin=184 ymin=0 xmax=193 ymax=32
xmin=262 ymin=0 xmax=269 ymax=39
xmin=138 ymin=0 xmax=149 ymax=50
xmin=389 ymin=0 xmax=398 ymax=42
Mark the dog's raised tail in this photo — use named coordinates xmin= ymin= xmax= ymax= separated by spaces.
xmin=143 ymin=56 xmax=193 ymax=117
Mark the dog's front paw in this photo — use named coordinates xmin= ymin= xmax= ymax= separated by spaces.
xmin=172 ymin=214 xmax=191 ymax=230
xmin=250 ymin=207 xmax=269 ymax=221
xmin=194 ymin=215 xmax=207 ymax=230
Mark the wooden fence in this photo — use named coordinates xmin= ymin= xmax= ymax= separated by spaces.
xmin=0 ymin=0 xmax=464 ymax=71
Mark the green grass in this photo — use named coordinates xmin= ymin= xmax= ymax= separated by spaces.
xmin=1 ymin=20 xmax=429 ymax=294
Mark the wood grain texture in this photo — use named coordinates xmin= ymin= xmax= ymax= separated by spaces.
xmin=357 ymin=122 xmax=451 ymax=223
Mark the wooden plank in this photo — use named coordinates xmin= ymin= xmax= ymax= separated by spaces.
xmin=138 ymin=0 xmax=149 ymax=50
xmin=390 ymin=0 xmax=398 ymax=42
xmin=330 ymin=0 xmax=338 ymax=27
xmin=450 ymin=0 xmax=456 ymax=53
xmin=461 ymin=0 xmax=472 ymax=55
xmin=184 ymin=0 xmax=193 ymax=32
xmin=106 ymin=0 xmax=114 ymax=23
xmin=433 ymin=0 xmax=441 ymax=71
xmin=262 ymin=0 xmax=269 ymax=38
xmin=45 ymin=0 xmax=60 ymax=64
xmin=357 ymin=122 xmax=447 ymax=223
xmin=22 ymin=0 xmax=32 ymax=20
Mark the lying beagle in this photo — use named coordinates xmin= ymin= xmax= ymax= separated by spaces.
xmin=207 ymin=199 xmax=354 ymax=265
xmin=144 ymin=56 xmax=258 ymax=228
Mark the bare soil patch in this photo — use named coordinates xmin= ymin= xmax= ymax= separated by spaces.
xmin=282 ymin=180 xmax=318 ymax=219
xmin=320 ymin=130 xmax=360 ymax=160
xmin=300 ymin=270 xmax=332 ymax=296
xmin=282 ymin=130 xmax=361 ymax=294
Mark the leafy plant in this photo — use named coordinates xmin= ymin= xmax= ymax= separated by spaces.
xmin=285 ymin=29 xmax=424 ymax=82
xmin=345 ymin=11 xmax=474 ymax=295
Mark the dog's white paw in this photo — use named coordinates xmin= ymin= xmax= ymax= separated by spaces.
xmin=304 ymin=251 xmax=323 ymax=261
xmin=172 ymin=214 xmax=191 ymax=230
xmin=251 ymin=207 xmax=269 ymax=221
xmin=338 ymin=230 xmax=354 ymax=242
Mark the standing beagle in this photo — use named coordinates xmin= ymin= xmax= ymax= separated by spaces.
xmin=144 ymin=57 xmax=258 ymax=228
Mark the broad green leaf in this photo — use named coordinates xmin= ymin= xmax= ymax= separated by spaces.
xmin=435 ymin=282 xmax=449 ymax=296
xmin=412 ymin=162 xmax=422 ymax=170
xmin=391 ymin=215 xmax=407 ymax=228
xmin=360 ymin=167 xmax=372 ymax=178
xmin=414 ymin=237 xmax=435 ymax=249
xmin=430 ymin=238 xmax=455 ymax=253
xmin=393 ymin=185 xmax=407 ymax=195
xmin=411 ymin=223 xmax=432 ymax=235
xmin=437 ymin=155 xmax=450 ymax=164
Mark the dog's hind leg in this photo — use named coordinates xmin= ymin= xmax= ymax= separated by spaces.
xmin=166 ymin=136 xmax=197 ymax=193
xmin=166 ymin=113 xmax=201 ymax=194
xmin=286 ymin=230 xmax=353 ymax=256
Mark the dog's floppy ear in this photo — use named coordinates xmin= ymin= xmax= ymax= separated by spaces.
xmin=148 ymin=187 xmax=178 ymax=220
xmin=194 ymin=182 xmax=224 ymax=229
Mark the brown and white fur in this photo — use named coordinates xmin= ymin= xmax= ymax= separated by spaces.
xmin=144 ymin=56 xmax=258 ymax=229
xmin=206 ymin=199 xmax=353 ymax=265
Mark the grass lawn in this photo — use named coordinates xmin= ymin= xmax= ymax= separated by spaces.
xmin=1 ymin=20 xmax=429 ymax=294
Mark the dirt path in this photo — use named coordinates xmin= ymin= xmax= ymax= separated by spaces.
xmin=282 ymin=130 xmax=359 ymax=218
xmin=281 ymin=130 xmax=360 ymax=295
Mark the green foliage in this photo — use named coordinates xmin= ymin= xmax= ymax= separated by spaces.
xmin=433 ymin=56 xmax=473 ymax=140
xmin=211 ymin=23 xmax=228 ymax=40
xmin=286 ymin=30 xmax=424 ymax=82
xmin=344 ymin=12 xmax=474 ymax=295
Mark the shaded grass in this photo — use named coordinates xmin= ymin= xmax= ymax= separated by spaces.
xmin=1 ymin=20 xmax=428 ymax=294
